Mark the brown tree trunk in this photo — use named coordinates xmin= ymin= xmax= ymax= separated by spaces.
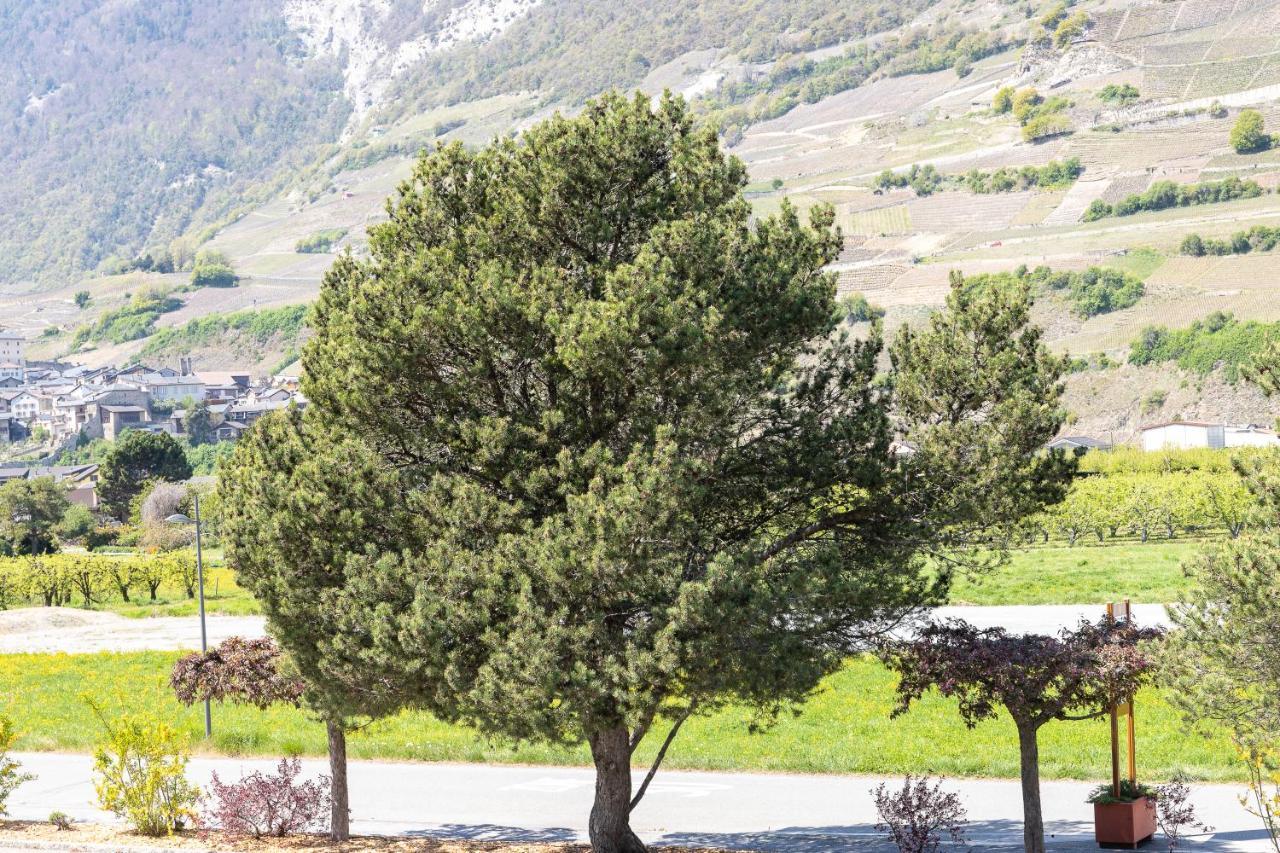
xmin=588 ymin=726 xmax=646 ymax=853
xmin=327 ymin=720 xmax=350 ymax=841
xmin=1017 ymin=722 xmax=1045 ymax=853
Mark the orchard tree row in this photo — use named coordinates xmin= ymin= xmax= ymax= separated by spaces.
xmin=0 ymin=552 xmax=199 ymax=610
xmin=1029 ymin=469 xmax=1255 ymax=545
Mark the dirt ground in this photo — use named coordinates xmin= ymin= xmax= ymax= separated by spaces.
xmin=0 ymin=608 xmax=266 ymax=654
xmin=0 ymin=822 xmax=745 ymax=853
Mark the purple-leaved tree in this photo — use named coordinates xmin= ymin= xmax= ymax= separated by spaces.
xmin=881 ymin=618 xmax=1162 ymax=853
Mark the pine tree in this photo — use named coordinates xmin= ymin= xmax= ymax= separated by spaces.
xmin=225 ymin=92 xmax=1073 ymax=852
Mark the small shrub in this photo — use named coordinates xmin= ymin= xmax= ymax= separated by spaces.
xmin=190 ymin=263 xmax=238 ymax=289
xmin=205 ymin=759 xmax=330 ymax=838
xmin=49 ymin=810 xmax=73 ymax=831
xmin=0 ymin=715 xmax=35 ymax=816
xmin=1230 ymin=109 xmax=1269 ymax=154
xmin=1099 ymin=84 xmax=1140 ymax=106
xmin=1153 ymin=776 xmax=1212 ymax=852
xmin=89 ymin=701 xmax=200 ymax=836
xmin=1142 ymin=389 xmax=1167 ymax=413
xmin=1023 ymin=113 xmax=1072 ymax=142
xmin=993 ymin=85 xmax=1015 ymax=114
xmin=873 ymin=775 xmax=968 ymax=853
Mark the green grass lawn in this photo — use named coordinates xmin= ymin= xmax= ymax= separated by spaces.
xmin=949 ymin=540 xmax=1201 ymax=605
xmin=0 ymin=651 xmax=1240 ymax=782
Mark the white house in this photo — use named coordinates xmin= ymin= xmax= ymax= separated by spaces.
xmin=0 ymin=390 xmax=40 ymax=422
xmin=1139 ymin=421 xmax=1225 ymax=451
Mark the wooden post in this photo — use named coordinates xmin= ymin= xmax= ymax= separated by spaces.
xmin=1127 ymin=703 xmax=1137 ymax=784
xmin=1110 ymin=707 xmax=1121 ymax=798
xmin=1107 ymin=602 xmax=1121 ymax=798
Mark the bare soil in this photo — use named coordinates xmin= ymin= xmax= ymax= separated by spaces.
xmin=0 ymin=822 xmax=745 ymax=853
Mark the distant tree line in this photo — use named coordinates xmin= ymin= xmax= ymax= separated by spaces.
xmin=1084 ymin=177 xmax=1266 ymax=221
xmin=1180 ymin=225 xmax=1280 ymax=256
xmin=873 ymin=158 xmax=1084 ymax=196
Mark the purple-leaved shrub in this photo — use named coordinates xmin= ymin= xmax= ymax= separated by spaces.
xmin=873 ymin=774 xmax=968 ymax=853
xmin=205 ymin=758 xmax=330 ymax=838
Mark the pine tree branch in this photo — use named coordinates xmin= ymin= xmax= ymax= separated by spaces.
xmin=630 ymin=704 xmax=695 ymax=813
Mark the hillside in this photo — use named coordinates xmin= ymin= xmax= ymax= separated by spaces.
xmin=4 ymin=0 xmax=1280 ymax=433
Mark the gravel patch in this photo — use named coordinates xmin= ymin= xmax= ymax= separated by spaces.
xmin=0 ymin=608 xmax=266 ymax=654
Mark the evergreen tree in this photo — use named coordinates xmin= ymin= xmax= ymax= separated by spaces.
xmin=0 ymin=477 xmax=70 ymax=555
xmin=185 ymin=399 xmax=215 ymax=447
xmin=225 ymin=93 xmax=1072 ymax=853
xmin=97 ymin=431 xmax=192 ymax=520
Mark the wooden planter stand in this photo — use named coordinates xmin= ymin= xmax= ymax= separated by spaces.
xmin=1094 ymin=797 xmax=1156 ymax=849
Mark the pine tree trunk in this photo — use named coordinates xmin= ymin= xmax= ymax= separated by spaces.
xmin=588 ymin=727 xmax=646 ymax=853
xmin=327 ymin=720 xmax=350 ymax=841
xmin=1017 ymin=722 xmax=1045 ymax=853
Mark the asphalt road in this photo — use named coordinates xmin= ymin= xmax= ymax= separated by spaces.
xmin=5 ymin=752 xmax=1269 ymax=851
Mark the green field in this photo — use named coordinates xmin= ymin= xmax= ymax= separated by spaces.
xmin=950 ymin=540 xmax=1200 ymax=605
xmin=0 ymin=651 xmax=1239 ymax=782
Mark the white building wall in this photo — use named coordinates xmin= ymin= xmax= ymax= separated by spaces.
xmin=0 ymin=335 xmax=24 ymax=366
xmin=1142 ymin=424 xmax=1206 ymax=451
xmin=1225 ymin=428 xmax=1280 ymax=448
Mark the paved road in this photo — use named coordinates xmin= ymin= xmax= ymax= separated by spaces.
xmin=0 ymin=605 xmax=1173 ymax=655
xmin=5 ymin=753 xmax=1269 ymax=851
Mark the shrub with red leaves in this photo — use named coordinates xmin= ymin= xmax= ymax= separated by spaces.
xmin=171 ymin=637 xmax=305 ymax=710
xmin=204 ymin=758 xmax=330 ymax=838
xmin=873 ymin=775 xmax=968 ymax=853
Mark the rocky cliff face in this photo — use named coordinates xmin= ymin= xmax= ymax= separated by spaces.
xmin=283 ymin=0 xmax=542 ymax=120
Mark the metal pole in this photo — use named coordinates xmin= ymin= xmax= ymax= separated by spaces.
xmin=194 ymin=493 xmax=211 ymax=739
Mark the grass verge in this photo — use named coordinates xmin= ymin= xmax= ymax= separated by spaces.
xmin=0 ymin=651 xmax=1239 ymax=782
xmin=949 ymin=540 xmax=1199 ymax=605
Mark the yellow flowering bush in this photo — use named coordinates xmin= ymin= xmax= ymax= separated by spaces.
xmin=0 ymin=714 xmax=35 ymax=816
xmin=89 ymin=700 xmax=200 ymax=835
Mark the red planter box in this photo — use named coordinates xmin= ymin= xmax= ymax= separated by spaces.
xmin=1094 ymin=797 xmax=1156 ymax=848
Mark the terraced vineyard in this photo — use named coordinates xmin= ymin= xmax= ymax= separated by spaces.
xmin=6 ymin=0 xmax=1279 ymax=436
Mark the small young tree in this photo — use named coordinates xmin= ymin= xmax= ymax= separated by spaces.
xmin=882 ymin=619 xmax=1161 ymax=853
xmin=873 ymin=775 xmax=968 ymax=853
xmin=170 ymin=637 xmax=351 ymax=840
